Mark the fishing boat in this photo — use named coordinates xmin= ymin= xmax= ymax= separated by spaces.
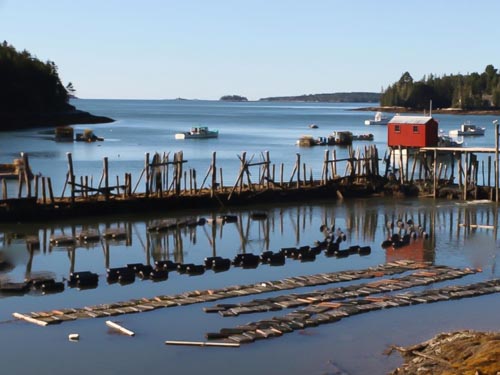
xmin=327 ymin=131 xmax=353 ymax=145
xmin=175 ymin=126 xmax=219 ymax=139
xmin=438 ymin=134 xmax=463 ymax=147
xmin=353 ymin=133 xmax=374 ymax=141
xmin=448 ymin=121 xmax=485 ymax=136
xmin=364 ymin=111 xmax=390 ymax=126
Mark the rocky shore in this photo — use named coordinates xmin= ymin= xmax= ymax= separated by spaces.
xmin=388 ymin=330 xmax=500 ymax=375
xmin=356 ymin=106 xmax=500 ymax=116
xmin=0 ymin=108 xmax=114 ymax=131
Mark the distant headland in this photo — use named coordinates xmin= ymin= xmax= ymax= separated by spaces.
xmin=0 ymin=41 xmax=114 ymax=131
xmin=259 ymin=92 xmax=380 ymax=103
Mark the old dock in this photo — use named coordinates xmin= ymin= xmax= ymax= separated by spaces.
xmin=2 ymin=142 xmax=500 ymax=221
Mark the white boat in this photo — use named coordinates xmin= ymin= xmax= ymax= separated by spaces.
xmin=175 ymin=126 xmax=219 ymax=139
xmin=364 ymin=111 xmax=390 ymax=126
xmin=448 ymin=121 xmax=485 ymax=136
xmin=438 ymin=133 xmax=463 ymax=147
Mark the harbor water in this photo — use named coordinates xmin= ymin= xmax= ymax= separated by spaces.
xmin=0 ymin=100 xmax=499 ymax=374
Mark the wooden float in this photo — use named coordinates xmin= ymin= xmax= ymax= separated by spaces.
xmin=14 ymin=261 xmax=480 ymax=325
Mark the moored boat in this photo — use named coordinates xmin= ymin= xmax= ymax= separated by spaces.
xmin=449 ymin=121 xmax=485 ymax=136
xmin=75 ymin=129 xmax=104 ymax=142
xmin=353 ymin=133 xmax=374 ymax=141
xmin=328 ymin=131 xmax=353 ymax=145
xmin=175 ymin=126 xmax=218 ymax=139
xmin=364 ymin=111 xmax=390 ymax=126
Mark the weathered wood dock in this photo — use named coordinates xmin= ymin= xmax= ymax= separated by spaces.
xmin=4 ymin=143 xmax=498 ymax=222
xmin=11 ymin=260 xmax=479 ymax=326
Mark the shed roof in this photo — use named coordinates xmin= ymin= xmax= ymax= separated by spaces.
xmin=389 ymin=115 xmax=434 ymax=125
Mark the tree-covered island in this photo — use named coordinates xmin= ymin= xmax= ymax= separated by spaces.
xmin=380 ymin=65 xmax=500 ymax=111
xmin=219 ymin=95 xmax=248 ymax=102
xmin=0 ymin=41 xmax=113 ymax=131
xmin=259 ymin=92 xmax=380 ymax=103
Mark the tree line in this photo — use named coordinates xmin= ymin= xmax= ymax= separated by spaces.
xmin=380 ymin=65 xmax=500 ymax=110
xmin=0 ymin=41 xmax=73 ymax=114
xmin=260 ymin=92 xmax=380 ymax=103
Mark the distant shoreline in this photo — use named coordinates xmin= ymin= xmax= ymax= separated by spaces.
xmin=355 ymin=106 xmax=500 ymax=116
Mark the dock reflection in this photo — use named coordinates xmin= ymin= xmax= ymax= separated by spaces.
xmin=0 ymin=200 xmax=498 ymax=296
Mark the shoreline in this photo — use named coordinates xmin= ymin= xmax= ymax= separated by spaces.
xmin=355 ymin=106 xmax=500 ymax=115
xmin=0 ymin=109 xmax=114 ymax=132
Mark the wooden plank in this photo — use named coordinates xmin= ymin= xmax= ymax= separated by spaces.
xmin=12 ymin=312 xmax=48 ymax=327
xmin=165 ymin=340 xmax=240 ymax=348
xmin=105 ymin=320 xmax=135 ymax=336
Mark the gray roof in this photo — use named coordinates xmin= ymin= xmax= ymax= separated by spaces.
xmin=389 ymin=115 xmax=434 ymax=125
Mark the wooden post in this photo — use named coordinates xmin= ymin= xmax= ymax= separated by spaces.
xmin=322 ymin=149 xmax=329 ymax=184
xmin=239 ymin=152 xmax=246 ymax=193
xmin=296 ymin=153 xmax=301 ymax=188
xmin=280 ymin=163 xmax=284 ymax=187
xmin=34 ymin=175 xmax=39 ymax=200
xmin=265 ymin=151 xmax=270 ymax=189
xmin=302 ymin=162 xmax=306 ymax=186
xmin=433 ymin=149 xmax=438 ymax=198
xmin=21 ymin=152 xmax=32 ymax=198
xmin=211 ymin=152 xmax=216 ymax=197
xmin=488 ymin=155 xmax=492 ymax=188
xmin=103 ymin=157 xmax=109 ymax=201
xmin=42 ymin=177 xmax=47 ymax=204
xmin=464 ymin=152 xmax=468 ymax=200
xmin=66 ymin=152 xmax=75 ymax=203
xmin=218 ymin=167 xmax=222 ymax=192
xmin=47 ymin=177 xmax=54 ymax=203
xmin=144 ymin=153 xmax=150 ymax=197
xmin=409 ymin=152 xmax=418 ymax=182
xmin=2 ymin=178 xmax=7 ymax=200
xmin=17 ymin=168 xmax=23 ymax=198
xmin=193 ymin=169 xmax=197 ymax=193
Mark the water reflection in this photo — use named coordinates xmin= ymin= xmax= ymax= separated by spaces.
xmin=0 ymin=199 xmax=499 ymax=297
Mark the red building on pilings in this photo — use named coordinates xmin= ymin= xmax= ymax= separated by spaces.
xmin=387 ymin=115 xmax=439 ymax=148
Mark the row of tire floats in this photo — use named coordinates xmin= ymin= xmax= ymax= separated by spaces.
xmin=0 ymin=234 xmax=369 ymax=295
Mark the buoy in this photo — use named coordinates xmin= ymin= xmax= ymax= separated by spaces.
xmin=68 ymin=333 xmax=80 ymax=341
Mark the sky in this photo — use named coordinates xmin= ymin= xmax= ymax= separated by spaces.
xmin=1 ymin=0 xmax=500 ymax=100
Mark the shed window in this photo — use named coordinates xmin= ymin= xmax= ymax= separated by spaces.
xmin=395 ymin=125 xmax=400 ymax=132
xmin=413 ymin=125 xmax=419 ymax=133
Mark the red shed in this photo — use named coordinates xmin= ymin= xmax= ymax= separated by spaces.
xmin=387 ymin=115 xmax=438 ymax=148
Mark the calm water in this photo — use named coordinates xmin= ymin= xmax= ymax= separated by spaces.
xmin=0 ymin=100 xmax=499 ymax=375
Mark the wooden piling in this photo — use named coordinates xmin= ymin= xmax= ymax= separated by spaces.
xmin=2 ymin=178 xmax=7 ymax=200
xmin=47 ymin=177 xmax=54 ymax=203
xmin=211 ymin=152 xmax=217 ymax=197
xmin=66 ymin=152 xmax=75 ymax=203
xmin=42 ymin=177 xmax=47 ymax=204
xmin=21 ymin=152 xmax=31 ymax=198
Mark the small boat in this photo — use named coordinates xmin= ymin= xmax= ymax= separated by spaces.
xmin=449 ymin=121 xmax=485 ymax=136
xmin=438 ymin=131 xmax=463 ymax=147
xmin=309 ymin=124 xmax=318 ymax=129
xmin=353 ymin=133 xmax=374 ymax=141
xmin=327 ymin=131 xmax=353 ymax=145
xmin=75 ymin=129 xmax=104 ymax=142
xmin=296 ymin=135 xmax=322 ymax=147
xmin=175 ymin=126 xmax=218 ymax=139
xmin=364 ymin=111 xmax=390 ymax=126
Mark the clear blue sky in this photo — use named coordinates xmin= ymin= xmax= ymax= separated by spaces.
xmin=1 ymin=0 xmax=499 ymax=100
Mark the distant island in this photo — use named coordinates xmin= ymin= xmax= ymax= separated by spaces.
xmin=0 ymin=41 xmax=113 ymax=131
xmin=220 ymin=95 xmax=248 ymax=102
xmin=259 ymin=92 xmax=380 ymax=103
